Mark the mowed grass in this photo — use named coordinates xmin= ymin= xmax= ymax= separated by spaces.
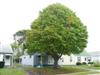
xmin=68 ymin=65 xmax=100 ymax=70
xmin=0 ymin=68 xmax=26 ymax=75
xmin=66 ymin=71 xmax=100 ymax=75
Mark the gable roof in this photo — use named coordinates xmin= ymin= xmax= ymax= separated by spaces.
xmin=77 ymin=50 xmax=90 ymax=56
xmin=0 ymin=45 xmax=13 ymax=54
xmin=89 ymin=51 xmax=100 ymax=56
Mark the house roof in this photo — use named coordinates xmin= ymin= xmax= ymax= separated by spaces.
xmin=77 ymin=50 xmax=90 ymax=56
xmin=0 ymin=45 xmax=13 ymax=54
xmin=89 ymin=51 xmax=100 ymax=56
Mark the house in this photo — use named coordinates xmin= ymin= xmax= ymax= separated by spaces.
xmin=14 ymin=32 xmax=92 ymax=66
xmin=76 ymin=50 xmax=93 ymax=64
xmin=0 ymin=45 xmax=13 ymax=66
xmin=90 ymin=51 xmax=100 ymax=62
xmin=20 ymin=51 xmax=91 ymax=67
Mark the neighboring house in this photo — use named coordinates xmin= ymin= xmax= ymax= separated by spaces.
xmin=0 ymin=45 xmax=13 ymax=66
xmin=76 ymin=50 xmax=93 ymax=63
xmin=90 ymin=51 xmax=100 ymax=62
xmin=20 ymin=51 xmax=91 ymax=67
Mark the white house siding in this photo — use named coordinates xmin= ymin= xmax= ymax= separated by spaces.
xmin=58 ymin=55 xmax=77 ymax=65
xmin=92 ymin=56 xmax=100 ymax=62
xmin=90 ymin=51 xmax=100 ymax=62
xmin=77 ymin=56 xmax=86 ymax=63
xmin=47 ymin=55 xmax=77 ymax=65
xmin=0 ymin=54 xmax=13 ymax=66
xmin=20 ymin=52 xmax=93 ymax=66
xmin=20 ymin=55 xmax=34 ymax=66
xmin=0 ymin=54 xmax=3 ymax=61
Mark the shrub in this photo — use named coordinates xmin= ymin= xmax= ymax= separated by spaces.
xmin=0 ymin=61 xmax=5 ymax=68
xmin=93 ymin=61 xmax=100 ymax=67
xmin=76 ymin=62 xmax=81 ymax=65
xmin=82 ymin=62 xmax=87 ymax=65
xmin=88 ymin=62 xmax=93 ymax=64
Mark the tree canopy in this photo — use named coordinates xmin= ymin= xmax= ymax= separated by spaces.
xmin=25 ymin=3 xmax=88 ymax=68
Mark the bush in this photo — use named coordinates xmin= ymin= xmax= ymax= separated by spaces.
xmin=0 ymin=61 xmax=5 ymax=68
xmin=88 ymin=62 xmax=93 ymax=64
xmin=93 ymin=61 xmax=100 ymax=67
xmin=82 ymin=62 xmax=87 ymax=65
xmin=76 ymin=62 xmax=81 ymax=65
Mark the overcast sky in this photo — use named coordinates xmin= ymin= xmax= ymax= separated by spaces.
xmin=0 ymin=0 xmax=100 ymax=52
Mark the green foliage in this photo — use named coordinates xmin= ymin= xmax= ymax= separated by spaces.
xmin=88 ymin=62 xmax=93 ymax=64
xmin=14 ymin=30 xmax=28 ymax=45
xmin=76 ymin=62 xmax=82 ymax=65
xmin=11 ymin=42 xmax=19 ymax=51
xmin=93 ymin=61 xmax=100 ymax=67
xmin=11 ymin=42 xmax=24 ymax=60
xmin=14 ymin=30 xmax=27 ymax=37
xmin=25 ymin=3 xmax=88 ymax=67
xmin=12 ymin=30 xmax=29 ymax=59
xmin=82 ymin=62 xmax=87 ymax=65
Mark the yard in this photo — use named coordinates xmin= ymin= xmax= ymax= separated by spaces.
xmin=0 ymin=68 xmax=26 ymax=75
xmin=25 ymin=65 xmax=100 ymax=75
xmin=66 ymin=71 xmax=100 ymax=75
xmin=0 ymin=65 xmax=100 ymax=75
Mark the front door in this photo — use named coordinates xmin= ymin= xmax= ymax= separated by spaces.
xmin=4 ymin=55 xmax=10 ymax=66
xmin=37 ymin=55 xmax=41 ymax=66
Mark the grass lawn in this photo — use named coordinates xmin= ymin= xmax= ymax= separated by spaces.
xmin=4 ymin=64 xmax=99 ymax=75
xmin=25 ymin=65 xmax=100 ymax=75
xmin=69 ymin=65 xmax=100 ymax=70
xmin=26 ymin=66 xmax=88 ymax=75
xmin=63 ymin=65 xmax=100 ymax=70
xmin=0 ymin=68 xmax=26 ymax=75
xmin=66 ymin=71 xmax=100 ymax=75
xmin=85 ymin=65 xmax=100 ymax=70
xmin=63 ymin=65 xmax=100 ymax=75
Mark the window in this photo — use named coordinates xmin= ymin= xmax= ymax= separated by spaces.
xmin=70 ymin=56 xmax=72 ymax=62
xmin=85 ymin=58 xmax=87 ymax=61
xmin=6 ymin=56 xmax=10 ymax=59
xmin=24 ymin=57 xmax=26 ymax=59
xmin=77 ymin=57 xmax=81 ymax=62
xmin=29 ymin=55 xmax=32 ymax=58
xmin=88 ymin=57 xmax=91 ymax=62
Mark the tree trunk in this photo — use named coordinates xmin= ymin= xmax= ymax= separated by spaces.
xmin=53 ymin=57 xmax=59 ymax=68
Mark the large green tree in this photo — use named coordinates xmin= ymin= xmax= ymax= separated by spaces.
xmin=26 ymin=3 xmax=88 ymax=68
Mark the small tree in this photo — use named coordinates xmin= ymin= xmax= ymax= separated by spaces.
xmin=13 ymin=30 xmax=28 ymax=54
xmin=11 ymin=30 xmax=28 ymax=63
xmin=25 ymin=3 xmax=88 ymax=68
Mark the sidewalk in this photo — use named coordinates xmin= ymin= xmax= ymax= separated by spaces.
xmin=81 ymin=68 xmax=100 ymax=72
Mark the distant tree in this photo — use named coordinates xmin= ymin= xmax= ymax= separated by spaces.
xmin=14 ymin=30 xmax=28 ymax=54
xmin=25 ymin=3 xmax=88 ymax=68
xmin=11 ymin=30 xmax=28 ymax=62
xmin=14 ymin=30 xmax=27 ymax=45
